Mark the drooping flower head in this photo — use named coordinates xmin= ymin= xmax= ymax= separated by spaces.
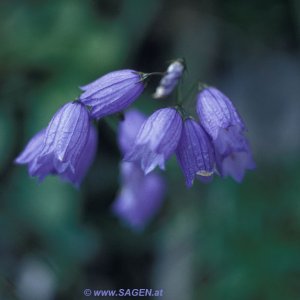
xmin=197 ymin=87 xmax=255 ymax=182
xmin=112 ymin=109 xmax=166 ymax=229
xmin=15 ymin=101 xmax=98 ymax=186
xmin=124 ymin=107 xmax=183 ymax=174
xmin=34 ymin=101 xmax=90 ymax=175
xmin=153 ymin=59 xmax=185 ymax=98
xmin=196 ymin=87 xmax=245 ymax=139
xmin=176 ymin=118 xmax=215 ymax=187
xmin=79 ymin=70 xmax=145 ymax=119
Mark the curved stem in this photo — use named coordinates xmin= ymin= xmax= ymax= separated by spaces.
xmin=176 ymin=78 xmax=184 ymax=105
xmin=141 ymin=72 xmax=166 ymax=81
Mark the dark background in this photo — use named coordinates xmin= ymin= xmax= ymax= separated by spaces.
xmin=0 ymin=0 xmax=300 ymax=299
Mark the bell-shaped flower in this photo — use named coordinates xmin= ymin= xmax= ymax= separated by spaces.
xmin=34 ymin=101 xmax=90 ymax=175
xmin=79 ymin=69 xmax=145 ymax=119
xmin=196 ymin=87 xmax=245 ymax=139
xmin=213 ymin=126 xmax=255 ymax=182
xmin=112 ymin=161 xmax=165 ymax=229
xmin=176 ymin=118 xmax=215 ymax=187
xmin=124 ymin=107 xmax=183 ymax=174
xmin=153 ymin=60 xmax=184 ymax=98
xmin=15 ymin=101 xmax=97 ymax=186
xmin=112 ymin=109 xmax=166 ymax=229
xmin=197 ymin=87 xmax=255 ymax=182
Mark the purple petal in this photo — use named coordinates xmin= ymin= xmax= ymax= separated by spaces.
xmin=28 ymin=157 xmax=55 ymax=181
xmin=124 ymin=108 xmax=182 ymax=174
xmin=59 ymin=124 xmax=98 ymax=187
xmin=197 ymin=88 xmax=255 ymax=182
xmin=153 ymin=60 xmax=185 ymax=98
xmin=197 ymin=87 xmax=245 ymax=140
xmin=80 ymin=70 xmax=140 ymax=96
xmin=89 ymin=82 xmax=144 ymax=119
xmin=15 ymin=102 xmax=96 ymax=186
xmin=15 ymin=129 xmax=46 ymax=165
xmin=118 ymin=109 xmax=146 ymax=155
xmin=79 ymin=70 xmax=145 ymax=119
xmin=219 ymin=150 xmax=255 ymax=182
xmin=176 ymin=119 xmax=215 ymax=187
xmin=214 ymin=126 xmax=248 ymax=157
xmin=124 ymin=144 xmax=164 ymax=175
xmin=112 ymin=162 xmax=166 ymax=229
xmin=141 ymin=149 xmax=165 ymax=175
xmin=214 ymin=128 xmax=255 ymax=182
xmin=133 ymin=108 xmax=182 ymax=153
xmin=37 ymin=101 xmax=90 ymax=174
xmin=15 ymin=128 xmax=55 ymax=181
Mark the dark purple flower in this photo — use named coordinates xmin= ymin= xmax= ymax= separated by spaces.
xmin=124 ymin=108 xmax=183 ymax=174
xmin=176 ymin=118 xmax=215 ymax=187
xmin=153 ymin=60 xmax=184 ymax=98
xmin=79 ymin=70 xmax=145 ymax=119
xmin=112 ymin=162 xmax=165 ymax=229
xmin=197 ymin=87 xmax=255 ymax=182
xmin=15 ymin=101 xmax=97 ymax=186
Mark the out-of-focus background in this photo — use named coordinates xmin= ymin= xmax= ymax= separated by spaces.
xmin=1 ymin=0 xmax=300 ymax=299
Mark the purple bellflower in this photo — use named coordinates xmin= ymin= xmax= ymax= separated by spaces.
xmin=124 ymin=107 xmax=183 ymax=174
xmin=176 ymin=118 xmax=215 ymax=187
xmin=153 ymin=60 xmax=184 ymax=98
xmin=197 ymin=87 xmax=255 ymax=182
xmin=112 ymin=109 xmax=166 ymax=229
xmin=15 ymin=101 xmax=97 ymax=186
xmin=113 ymin=161 xmax=165 ymax=229
xmin=79 ymin=70 xmax=145 ymax=119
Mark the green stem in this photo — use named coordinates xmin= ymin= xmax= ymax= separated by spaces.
xmin=176 ymin=80 xmax=183 ymax=105
xmin=141 ymin=72 xmax=166 ymax=81
xmin=198 ymin=82 xmax=209 ymax=91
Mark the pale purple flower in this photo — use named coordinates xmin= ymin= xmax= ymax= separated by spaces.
xmin=124 ymin=108 xmax=183 ymax=174
xmin=153 ymin=60 xmax=184 ymax=98
xmin=176 ymin=118 xmax=215 ymax=187
xmin=213 ymin=127 xmax=255 ymax=182
xmin=79 ymin=69 xmax=145 ymax=119
xmin=15 ymin=128 xmax=53 ymax=179
xmin=113 ymin=162 xmax=165 ymax=229
xmin=197 ymin=87 xmax=255 ymax=182
xmin=112 ymin=109 xmax=166 ymax=229
xmin=118 ymin=109 xmax=146 ymax=154
xmin=15 ymin=101 xmax=97 ymax=186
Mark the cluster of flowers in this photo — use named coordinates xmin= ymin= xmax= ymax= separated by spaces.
xmin=16 ymin=60 xmax=255 ymax=228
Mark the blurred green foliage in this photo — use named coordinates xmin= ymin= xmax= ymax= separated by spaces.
xmin=1 ymin=0 xmax=300 ymax=299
